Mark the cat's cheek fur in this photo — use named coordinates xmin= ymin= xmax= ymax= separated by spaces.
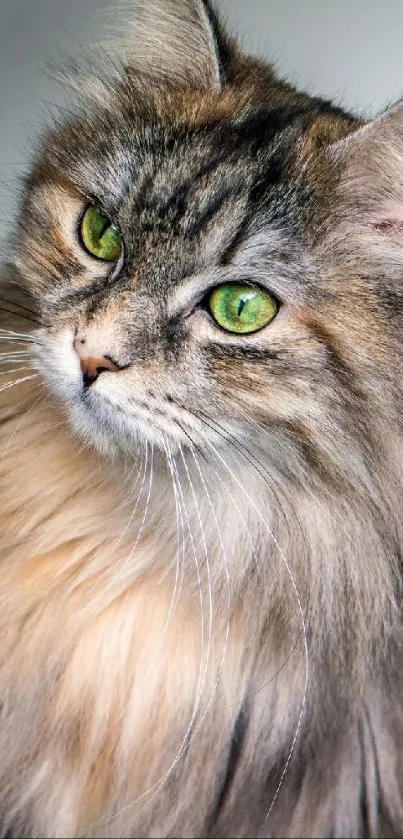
xmin=4 ymin=0 xmax=403 ymax=836
xmin=33 ymin=330 xmax=187 ymax=456
xmin=33 ymin=328 xmax=82 ymax=401
xmin=31 ymin=330 xmax=121 ymax=456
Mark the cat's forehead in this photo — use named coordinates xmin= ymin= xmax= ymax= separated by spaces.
xmin=35 ymin=92 xmax=313 ymax=281
xmin=21 ymin=81 xmax=357 ymax=306
xmin=42 ymin=82 xmax=315 ymax=213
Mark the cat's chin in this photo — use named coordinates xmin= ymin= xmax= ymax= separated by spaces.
xmin=67 ymin=391 xmax=170 ymax=459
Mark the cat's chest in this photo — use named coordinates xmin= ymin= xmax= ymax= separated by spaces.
xmin=0 ymin=386 xmax=241 ymax=699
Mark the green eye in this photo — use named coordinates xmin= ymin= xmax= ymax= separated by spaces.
xmin=80 ymin=205 xmax=122 ymax=262
xmin=208 ymin=283 xmax=278 ymax=334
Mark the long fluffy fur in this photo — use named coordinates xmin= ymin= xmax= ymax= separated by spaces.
xmin=2 ymin=2 xmax=403 ymax=837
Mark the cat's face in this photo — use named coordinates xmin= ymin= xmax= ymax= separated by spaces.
xmin=13 ymin=0 xmax=403 ymax=480
xmin=17 ymin=98 xmax=317 ymax=458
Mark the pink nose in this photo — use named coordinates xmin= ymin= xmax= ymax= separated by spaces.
xmin=74 ymin=338 xmax=119 ymax=389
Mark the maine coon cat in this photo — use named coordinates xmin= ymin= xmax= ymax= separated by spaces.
xmin=1 ymin=0 xmax=403 ymax=836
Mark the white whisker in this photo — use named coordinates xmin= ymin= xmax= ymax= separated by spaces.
xmin=0 ymin=331 xmax=37 ymax=340
xmin=160 ymin=433 xmax=185 ymax=621
xmin=186 ymin=444 xmax=232 ymax=732
xmin=0 ymin=390 xmax=45 ymax=465
xmin=207 ymin=460 xmax=263 ymax=580
xmin=0 ymin=340 xmax=36 ymax=348
xmin=0 ymin=351 xmax=31 ymax=358
xmin=115 ymin=444 xmax=149 ymax=547
xmin=102 ymin=444 xmax=177 ymax=735
xmin=112 ymin=436 xmax=187 ymax=730
xmin=170 ymin=448 xmax=186 ymax=606
xmin=203 ymin=438 xmax=309 ymax=830
xmin=121 ymin=441 xmax=154 ymax=572
xmin=93 ymin=444 xmax=151 ymax=600
xmin=0 ymin=374 xmax=38 ymax=394
xmin=0 ymin=367 xmax=31 ymax=377
xmin=103 ymin=445 xmax=209 ymax=831
xmin=0 ymin=360 xmax=32 ymax=369
xmin=200 ymin=439 xmax=305 ymax=711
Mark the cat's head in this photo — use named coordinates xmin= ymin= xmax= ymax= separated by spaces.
xmin=12 ymin=0 xmax=403 ymax=485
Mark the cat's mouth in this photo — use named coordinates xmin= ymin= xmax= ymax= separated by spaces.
xmin=79 ymin=386 xmax=184 ymax=452
xmin=65 ymin=366 xmax=195 ymax=456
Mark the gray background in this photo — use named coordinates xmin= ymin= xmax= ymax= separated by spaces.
xmin=1 ymin=0 xmax=403 ymax=242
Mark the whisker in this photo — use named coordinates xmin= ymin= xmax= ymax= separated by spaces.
xmin=182 ymin=413 xmax=309 ymax=711
xmin=0 ymin=351 xmax=31 ymax=356
xmin=0 ymin=374 xmax=39 ymax=394
xmin=0 ymin=367 xmax=32 ymax=377
xmin=202 ymin=437 xmax=309 ymax=830
xmin=173 ymin=417 xmax=207 ymax=461
xmin=0 ymin=332 xmax=38 ymax=343
xmin=0 ymin=356 xmax=32 ymax=364
xmin=168 ymin=446 xmax=187 ymax=606
xmin=0 ymin=340 xmax=34 ymax=346
xmin=177 ymin=441 xmax=214 ymax=718
xmin=186 ymin=443 xmax=233 ymax=735
xmin=197 ymin=428 xmax=311 ymax=803
xmin=0 ymin=296 xmax=42 ymax=322
xmin=115 ymin=443 xmax=149 ymax=548
xmin=0 ymin=390 xmax=46 ymax=465
xmin=196 ymin=409 xmax=294 ymax=543
xmin=180 ymin=406 xmax=310 ymax=824
xmin=81 ymin=444 xmax=151 ymax=595
xmin=160 ymin=434 xmax=186 ymax=620
xmin=207 ymin=459 xmax=263 ymax=580
xmin=107 ymin=439 xmax=185 ymax=754
xmin=128 ymin=445 xmax=210 ymax=807
xmin=0 ymin=306 xmax=43 ymax=327
xmin=121 ymin=441 xmax=155 ymax=572
xmin=0 ymin=328 xmax=38 ymax=336
xmin=105 ymin=446 xmax=209 ymax=831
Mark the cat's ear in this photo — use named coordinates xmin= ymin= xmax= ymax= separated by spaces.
xmin=127 ymin=0 xmax=233 ymax=91
xmin=327 ymin=103 xmax=403 ymax=234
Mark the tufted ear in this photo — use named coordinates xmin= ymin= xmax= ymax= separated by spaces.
xmin=328 ymin=103 xmax=403 ymax=235
xmin=127 ymin=0 xmax=233 ymax=91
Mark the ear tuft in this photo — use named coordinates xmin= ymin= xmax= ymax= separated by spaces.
xmin=128 ymin=0 xmax=230 ymax=91
xmin=322 ymin=103 xmax=403 ymax=282
xmin=328 ymin=103 xmax=403 ymax=230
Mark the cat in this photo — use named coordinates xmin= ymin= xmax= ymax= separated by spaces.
xmin=1 ymin=0 xmax=403 ymax=835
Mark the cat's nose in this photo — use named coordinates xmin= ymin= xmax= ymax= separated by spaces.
xmin=74 ymin=337 xmax=120 ymax=389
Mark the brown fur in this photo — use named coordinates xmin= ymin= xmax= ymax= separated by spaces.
xmin=2 ymin=1 xmax=403 ymax=836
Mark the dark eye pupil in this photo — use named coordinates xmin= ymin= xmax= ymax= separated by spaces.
xmin=98 ymin=218 xmax=110 ymax=239
xmin=237 ymin=299 xmax=246 ymax=317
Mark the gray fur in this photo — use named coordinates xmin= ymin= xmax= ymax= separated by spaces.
xmin=1 ymin=2 xmax=403 ymax=837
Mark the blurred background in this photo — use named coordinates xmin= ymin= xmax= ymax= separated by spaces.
xmin=1 ymin=0 xmax=403 ymax=242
